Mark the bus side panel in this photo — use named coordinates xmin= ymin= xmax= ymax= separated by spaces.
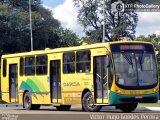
xmin=61 ymin=56 xmax=93 ymax=105
xmin=18 ymin=76 xmax=51 ymax=104
xmin=1 ymin=59 xmax=9 ymax=103
xmin=1 ymin=76 xmax=10 ymax=103
xmin=18 ymin=92 xmax=23 ymax=104
xmin=61 ymin=73 xmax=84 ymax=105
xmin=61 ymin=47 xmax=108 ymax=105
xmin=32 ymin=76 xmax=50 ymax=104
xmin=1 ymin=93 xmax=10 ymax=103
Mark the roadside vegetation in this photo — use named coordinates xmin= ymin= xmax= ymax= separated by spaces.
xmin=0 ymin=0 xmax=81 ymax=54
xmin=139 ymin=103 xmax=160 ymax=107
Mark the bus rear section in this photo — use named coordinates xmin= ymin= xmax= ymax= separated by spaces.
xmin=108 ymin=43 xmax=159 ymax=112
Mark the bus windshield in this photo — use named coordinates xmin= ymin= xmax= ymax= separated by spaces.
xmin=111 ymin=44 xmax=158 ymax=88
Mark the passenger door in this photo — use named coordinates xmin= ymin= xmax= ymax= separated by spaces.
xmin=9 ymin=64 xmax=18 ymax=103
xmin=50 ymin=60 xmax=62 ymax=103
xmin=93 ymin=56 xmax=108 ymax=104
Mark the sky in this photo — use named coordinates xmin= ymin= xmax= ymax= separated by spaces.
xmin=42 ymin=0 xmax=64 ymax=8
xmin=42 ymin=0 xmax=160 ymax=37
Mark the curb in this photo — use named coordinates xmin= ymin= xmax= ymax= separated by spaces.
xmin=146 ymin=107 xmax=160 ymax=111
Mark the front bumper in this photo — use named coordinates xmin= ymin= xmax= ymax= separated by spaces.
xmin=109 ymin=91 xmax=159 ymax=105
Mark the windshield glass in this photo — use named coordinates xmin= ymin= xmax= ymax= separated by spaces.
xmin=113 ymin=52 xmax=157 ymax=87
xmin=136 ymin=53 xmax=157 ymax=86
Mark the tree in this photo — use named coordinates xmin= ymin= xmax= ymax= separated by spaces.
xmin=136 ymin=34 xmax=160 ymax=54
xmin=0 ymin=2 xmax=60 ymax=53
xmin=57 ymin=28 xmax=82 ymax=47
xmin=74 ymin=0 xmax=139 ymax=43
xmin=0 ymin=0 xmax=80 ymax=54
xmin=0 ymin=0 xmax=41 ymax=11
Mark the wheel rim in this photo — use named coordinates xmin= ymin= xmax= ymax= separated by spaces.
xmin=86 ymin=95 xmax=96 ymax=109
xmin=25 ymin=96 xmax=31 ymax=108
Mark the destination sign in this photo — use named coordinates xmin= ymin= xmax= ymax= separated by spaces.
xmin=110 ymin=43 xmax=154 ymax=53
xmin=120 ymin=45 xmax=144 ymax=50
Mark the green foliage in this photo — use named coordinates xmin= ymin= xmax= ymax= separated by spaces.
xmin=74 ymin=0 xmax=139 ymax=43
xmin=0 ymin=0 xmax=41 ymax=11
xmin=139 ymin=103 xmax=160 ymax=107
xmin=137 ymin=34 xmax=160 ymax=53
xmin=57 ymin=28 xmax=82 ymax=47
xmin=0 ymin=0 xmax=80 ymax=54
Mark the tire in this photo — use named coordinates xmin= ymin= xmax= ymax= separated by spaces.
xmin=23 ymin=92 xmax=40 ymax=110
xmin=82 ymin=92 xmax=102 ymax=112
xmin=118 ymin=103 xmax=138 ymax=112
xmin=56 ymin=105 xmax=71 ymax=111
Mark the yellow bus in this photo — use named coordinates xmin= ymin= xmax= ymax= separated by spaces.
xmin=0 ymin=41 xmax=159 ymax=112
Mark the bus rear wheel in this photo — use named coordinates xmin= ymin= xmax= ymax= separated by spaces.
xmin=56 ymin=105 xmax=71 ymax=111
xmin=82 ymin=92 xmax=102 ymax=112
xmin=23 ymin=92 xmax=40 ymax=110
xmin=118 ymin=103 xmax=138 ymax=112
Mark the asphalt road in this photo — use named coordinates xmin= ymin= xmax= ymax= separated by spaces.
xmin=0 ymin=105 xmax=160 ymax=120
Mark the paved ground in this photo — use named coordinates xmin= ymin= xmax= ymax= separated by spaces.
xmin=0 ymin=105 xmax=160 ymax=120
xmin=0 ymin=104 xmax=160 ymax=114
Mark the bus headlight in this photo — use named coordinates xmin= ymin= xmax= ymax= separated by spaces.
xmin=116 ymin=89 xmax=121 ymax=93
xmin=152 ymin=88 xmax=157 ymax=92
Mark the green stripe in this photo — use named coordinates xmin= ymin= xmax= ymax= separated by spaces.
xmin=109 ymin=91 xmax=159 ymax=105
xmin=19 ymin=77 xmax=47 ymax=92
xmin=26 ymin=78 xmax=40 ymax=92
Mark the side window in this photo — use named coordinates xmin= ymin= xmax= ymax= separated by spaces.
xmin=36 ymin=55 xmax=48 ymax=75
xmin=76 ymin=50 xmax=91 ymax=73
xmin=25 ymin=56 xmax=35 ymax=76
xmin=20 ymin=57 xmax=24 ymax=76
xmin=63 ymin=52 xmax=75 ymax=73
xmin=3 ymin=59 xmax=7 ymax=77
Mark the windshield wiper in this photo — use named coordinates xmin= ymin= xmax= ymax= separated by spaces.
xmin=121 ymin=52 xmax=133 ymax=68
xmin=138 ymin=52 xmax=144 ymax=71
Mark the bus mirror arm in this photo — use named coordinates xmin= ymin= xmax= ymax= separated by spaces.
xmin=106 ymin=51 xmax=111 ymax=67
xmin=105 ymin=59 xmax=110 ymax=67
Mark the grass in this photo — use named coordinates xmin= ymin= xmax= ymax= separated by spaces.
xmin=138 ymin=103 xmax=160 ymax=107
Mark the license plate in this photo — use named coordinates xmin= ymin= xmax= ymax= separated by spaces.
xmin=135 ymin=96 xmax=143 ymax=99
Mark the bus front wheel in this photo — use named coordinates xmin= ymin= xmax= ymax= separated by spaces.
xmin=118 ymin=103 xmax=138 ymax=112
xmin=23 ymin=92 xmax=40 ymax=110
xmin=82 ymin=92 xmax=102 ymax=112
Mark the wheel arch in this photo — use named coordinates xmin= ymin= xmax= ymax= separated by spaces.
xmin=81 ymin=89 xmax=92 ymax=101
